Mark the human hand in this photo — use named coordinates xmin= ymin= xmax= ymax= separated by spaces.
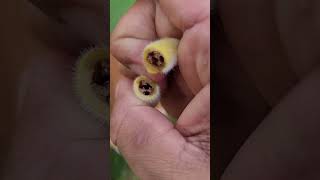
xmin=110 ymin=0 xmax=210 ymax=179
xmin=111 ymin=0 xmax=210 ymax=118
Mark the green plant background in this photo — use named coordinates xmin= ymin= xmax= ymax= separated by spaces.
xmin=110 ymin=0 xmax=138 ymax=179
xmin=110 ymin=0 xmax=135 ymax=31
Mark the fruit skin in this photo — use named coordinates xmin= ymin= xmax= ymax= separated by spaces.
xmin=133 ymin=75 xmax=160 ymax=106
xmin=143 ymin=38 xmax=179 ymax=75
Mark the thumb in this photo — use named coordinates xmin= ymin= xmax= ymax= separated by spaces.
xmin=110 ymin=76 xmax=207 ymax=179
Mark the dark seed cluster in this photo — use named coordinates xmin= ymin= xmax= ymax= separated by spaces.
xmin=138 ymin=80 xmax=154 ymax=96
xmin=147 ymin=51 xmax=165 ymax=67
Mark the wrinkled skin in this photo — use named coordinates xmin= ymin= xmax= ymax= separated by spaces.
xmin=110 ymin=0 xmax=320 ymax=179
xmin=111 ymin=0 xmax=210 ymax=179
xmin=1 ymin=0 xmax=320 ymax=180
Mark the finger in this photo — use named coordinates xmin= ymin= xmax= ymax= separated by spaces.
xmin=160 ymin=69 xmax=194 ymax=118
xmin=157 ymin=0 xmax=210 ymax=94
xmin=179 ymin=18 xmax=210 ymax=94
xmin=110 ymin=0 xmax=159 ymax=80
xmin=111 ymin=76 xmax=178 ymax=148
xmin=176 ymin=84 xmax=210 ymax=154
xmin=158 ymin=0 xmax=210 ymax=31
xmin=110 ymin=0 xmax=182 ymax=82
xmin=154 ymin=1 xmax=182 ymax=38
xmin=111 ymin=76 xmax=208 ymax=179
xmin=222 ymin=66 xmax=320 ymax=180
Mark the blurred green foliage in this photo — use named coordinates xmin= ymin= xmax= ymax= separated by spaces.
xmin=110 ymin=0 xmax=135 ymax=31
xmin=110 ymin=148 xmax=138 ymax=180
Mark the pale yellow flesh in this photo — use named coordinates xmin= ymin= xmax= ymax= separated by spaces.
xmin=143 ymin=38 xmax=179 ymax=74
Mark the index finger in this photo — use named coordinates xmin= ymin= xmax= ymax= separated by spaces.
xmin=110 ymin=0 xmax=156 ymax=76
